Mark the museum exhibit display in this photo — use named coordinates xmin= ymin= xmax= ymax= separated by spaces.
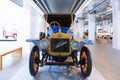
xmin=26 ymin=14 xmax=93 ymax=78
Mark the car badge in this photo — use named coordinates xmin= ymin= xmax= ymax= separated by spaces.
xmin=55 ymin=40 xmax=67 ymax=49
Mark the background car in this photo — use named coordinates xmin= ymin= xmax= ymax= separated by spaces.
xmin=96 ymin=31 xmax=112 ymax=39
xmin=3 ymin=28 xmax=17 ymax=39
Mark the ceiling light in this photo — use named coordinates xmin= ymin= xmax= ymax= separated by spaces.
xmin=75 ymin=0 xmax=92 ymax=15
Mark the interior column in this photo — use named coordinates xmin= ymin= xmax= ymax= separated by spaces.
xmin=112 ymin=0 xmax=120 ymax=49
xmin=88 ymin=1 xmax=95 ymax=41
xmin=78 ymin=19 xmax=84 ymax=39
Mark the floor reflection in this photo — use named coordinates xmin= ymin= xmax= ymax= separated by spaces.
xmin=34 ymin=66 xmax=86 ymax=80
xmin=10 ymin=63 xmax=105 ymax=80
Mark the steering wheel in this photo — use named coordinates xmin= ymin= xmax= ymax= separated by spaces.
xmin=50 ymin=21 xmax=60 ymax=27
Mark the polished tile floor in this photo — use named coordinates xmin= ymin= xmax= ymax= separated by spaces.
xmin=10 ymin=63 xmax=105 ymax=80
xmin=88 ymin=41 xmax=120 ymax=80
xmin=0 ymin=41 xmax=120 ymax=80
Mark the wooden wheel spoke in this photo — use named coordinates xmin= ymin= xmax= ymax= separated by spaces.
xmin=34 ymin=51 xmax=38 ymax=59
xmin=80 ymin=47 xmax=92 ymax=77
xmin=81 ymin=51 xmax=87 ymax=59
xmin=82 ymin=63 xmax=88 ymax=72
xmin=29 ymin=46 xmax=40 ymax=76
xmin=81 ymin=50 xmax=88 ymax=73
xmin=33 ymin=63 xmax=38 ymax=72
xmin=33 ymin=50 xmax=39 ymax=72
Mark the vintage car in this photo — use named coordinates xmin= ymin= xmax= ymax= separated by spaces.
xmin=96 ymin=31 xmax=112 ymax=40
xmin=27 ymin=14 xmax=93 ymax=78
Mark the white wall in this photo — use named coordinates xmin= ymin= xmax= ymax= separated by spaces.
xmin=0 ymin=0 xmax=31 ymax=54
xmin=0 ymin=0 xmax=46 ymax=54
xmin=30 ymin=8 xmax=46 ymax=39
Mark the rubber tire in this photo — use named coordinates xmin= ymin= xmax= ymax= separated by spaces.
xmin=80 ymin=46 xmax=92 ymax=78
xmin=29 ymin=46 xmax=39 ymax=76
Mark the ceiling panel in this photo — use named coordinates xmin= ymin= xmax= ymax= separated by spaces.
xmin=33 ymin=0 xmax=85 ymax=14
xmin=44 ymin=0 xmax=74 ymax=13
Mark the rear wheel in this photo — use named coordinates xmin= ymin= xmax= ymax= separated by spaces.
xmin=80 ymin=46 xmax=92 ymax=78
xmin=29 ymin=46 xmax=40 ymax=76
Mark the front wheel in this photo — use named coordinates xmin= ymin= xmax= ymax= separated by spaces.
xmin=29 ymin=46 xmax=40 ymax=76
xmin=80 ymin=46 xmax=92 ymax=78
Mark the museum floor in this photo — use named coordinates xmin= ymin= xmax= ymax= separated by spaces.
xmin=0 ymin=41 xmax=120 ymax=80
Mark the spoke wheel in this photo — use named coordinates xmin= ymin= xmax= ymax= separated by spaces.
xmin=80 ymin=46 xmax=92 ymax=78
xmin=29 ymin=46 xmax=40 ymax=76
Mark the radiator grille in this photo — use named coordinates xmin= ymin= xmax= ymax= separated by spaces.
xmin=51 ymin=38 xmax=70 ymax=52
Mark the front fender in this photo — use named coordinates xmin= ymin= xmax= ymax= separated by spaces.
xmin=78 ymin=40 xmax=93 ymax=52
xmin=26 ymin=39 xmax=41 ymax=51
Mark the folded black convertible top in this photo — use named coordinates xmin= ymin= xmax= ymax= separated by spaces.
xmin=44 ymin=14 xmax=75 ymax=28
